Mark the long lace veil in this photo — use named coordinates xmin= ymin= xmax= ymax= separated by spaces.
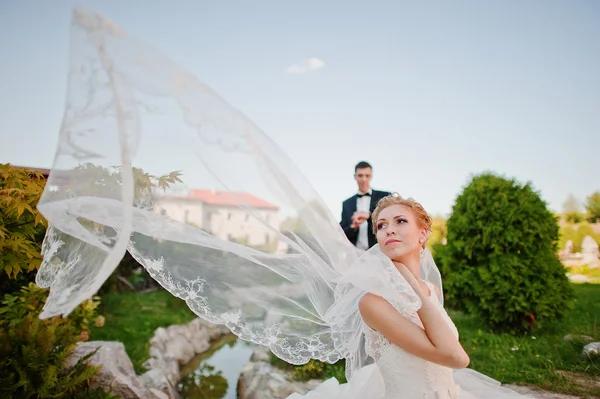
xmin=35 ymin=8 xmax=443 ymax=380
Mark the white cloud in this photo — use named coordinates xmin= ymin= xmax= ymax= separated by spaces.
xmin=285 ymin=57 xmax=326 ymax=74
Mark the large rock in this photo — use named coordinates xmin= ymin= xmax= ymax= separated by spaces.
xmin=250 ymin=347 xmax=272 ymax=363
xmin=147 ymin=319 xmax=230 ymax=368
xmin=140 ymin=368 xmax=180 ymax=398
xmin=563 ymin=334 xmax=595 ymax=343
xmin=66 ymin=341 xmax=150 ymax=399
xmin=65 ymin=318 xmax=233 ymax=399
xmin=164 ymin=331 xmax=196 ymax=365
xmin=149 ymin=388 xmax=170 ymax=399
xmin=581 ymin=235 xmax=599 ymax=264
xmin=143 ymin=318 xmax=231 ymax=393
xmin=582 ymin=342 xmax=600 ymax=357
xmin=237 ymin=348 xmax=322 ymax=399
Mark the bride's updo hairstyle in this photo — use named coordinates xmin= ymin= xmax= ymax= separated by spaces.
xmin=371 ymin=193 xmax=432 ymax=248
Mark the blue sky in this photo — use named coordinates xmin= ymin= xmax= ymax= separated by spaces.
xmin=1 ymin=0 xmax=599 ymax=218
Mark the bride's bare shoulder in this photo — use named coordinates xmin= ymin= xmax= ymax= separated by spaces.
xmin=358 ymin=292 xmax=389 ymax=317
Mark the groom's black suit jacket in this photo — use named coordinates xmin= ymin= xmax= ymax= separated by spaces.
xmin=340 ymin=189 xmax=391 ymax=248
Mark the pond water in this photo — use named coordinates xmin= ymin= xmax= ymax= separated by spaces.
xmin=178 ymin=334 xmax=256 ymax=399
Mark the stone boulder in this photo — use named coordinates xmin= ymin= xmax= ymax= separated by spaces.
xmin=237 ymin=348 xmax=322 ymax=399
xmin=66 ymin=318 xmax=232 ymax=399
xmin=563 ymin=334 xmax=595 ymax=343
xmin=66 ymin=341 xmax=150 ymax=399
xmin=142 ymin=318 xmax=230 ymax=395
xmin=582 ymin=342 xmax=600 ymax=357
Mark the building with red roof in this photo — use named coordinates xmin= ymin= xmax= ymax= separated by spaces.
xmin=154 ymin=188 xmax=280 ymax=248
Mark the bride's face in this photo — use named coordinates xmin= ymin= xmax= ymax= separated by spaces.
xmin=375 ymin=204 xmax=426 ymax=261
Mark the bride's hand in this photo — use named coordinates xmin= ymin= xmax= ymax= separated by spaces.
xmin=392 ymin=261 xmax=426 ymax=299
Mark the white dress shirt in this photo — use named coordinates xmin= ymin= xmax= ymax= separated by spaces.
xmin=356 ymin=189 xmax=372 ymax=250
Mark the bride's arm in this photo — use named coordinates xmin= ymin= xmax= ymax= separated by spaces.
xmin=358 ymin=277 xmax=470 ymax=369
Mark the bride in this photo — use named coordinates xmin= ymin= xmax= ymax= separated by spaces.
xmin=36 ymin=8 xmax=534 ymax=399
xmin=286 ymin=195 xmax=533 ymax=399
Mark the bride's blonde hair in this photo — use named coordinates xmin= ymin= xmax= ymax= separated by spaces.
xmin=372 ymin=194 xmax=432 ymax=246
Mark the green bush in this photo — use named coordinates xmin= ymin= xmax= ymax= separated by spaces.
xmin=0 ymin=164 xmax=109 ymax=398
xmin=0 ymin=163 xmax=184 ymax=397
xmin=0 ymin=283 xmax=102 ymax=334
xmin=0 ymin=314 xmax=100 ymax=399
xmin=270 ymin=355 xmax=346 ymax=383
xmin=564 ymin=211 xmax=585 ymax=224
xmin=0 ymin=283 xmax=49 ymax=328
xmin=0 ymin=282 xmax=106 ymax=398
xmin=0 ymin=164 xmax=47 ymax=281
xmin=585 ymin=191 xmax=600 ymax=223
xmin=292 ymin=359 xmax=346 ymax=382
xmin=436 ymin=173 xmax=574 ymax=332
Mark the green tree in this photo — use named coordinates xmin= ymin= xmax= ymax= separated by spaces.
xmin=0 ymin=164 xmax=47 ymax=280
xmin=0 ymin=163 xmax=181 ymax=397
xmin=585 ymin=191 xmax=600 ymax=223
xmin=0 ymin=164 xmax=108 ymax=398
xmin=436 ymin=173 xmax=574 ymax=332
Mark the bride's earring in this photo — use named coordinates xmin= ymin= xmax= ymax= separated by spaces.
xmin=419 ymin=238 xmax=425 ymax=258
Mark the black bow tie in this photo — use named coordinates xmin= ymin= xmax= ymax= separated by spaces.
xmin=357 ymin=192 xmax=371 ymax=198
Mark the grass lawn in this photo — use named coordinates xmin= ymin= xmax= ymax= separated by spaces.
xmin=451 ymin=282 xmax=600 ymax=398
xmin=567 ymin=265 xmax=600 ymax=284
xmin=280 ymin=283 xmax=600 ymax=398
xmin=91 ymin=284 xmax=600 ymax=397
xmin=90 ymin=290 xmax=196 ymax=372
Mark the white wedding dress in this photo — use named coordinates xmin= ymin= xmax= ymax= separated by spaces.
xmin=288 ymin=282 xmax=534 ymax=399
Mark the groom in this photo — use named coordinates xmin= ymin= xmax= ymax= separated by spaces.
xmin=340 ymin=161 xmax=391 ymax=250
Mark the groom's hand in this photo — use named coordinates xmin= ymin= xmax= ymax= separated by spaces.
xmin=351 ymin=211 xmax=370 ymax=229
